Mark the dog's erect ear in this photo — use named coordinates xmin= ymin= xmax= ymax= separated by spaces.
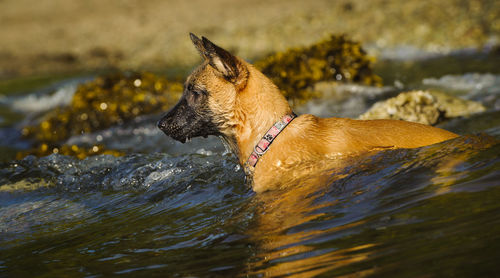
xmin=201 ymin=36 xmax=241 ymax=82
xmin=189 ymin=33 xmax=248 ymax=88
xmin=190 ymin=33 xmax=208 ymax=59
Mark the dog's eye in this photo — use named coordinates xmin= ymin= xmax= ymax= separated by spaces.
xmin=190 ymin=90 xmax=206 ymax=97
xmin=186 ymin=89 xmax=206 ymax=105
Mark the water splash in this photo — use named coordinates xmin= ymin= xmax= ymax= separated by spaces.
xmin=0 ymin=79 xmax=87 ymax=113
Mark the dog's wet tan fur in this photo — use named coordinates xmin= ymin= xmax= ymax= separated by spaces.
xmin=159 ymin=34 xmax=458 ymax=192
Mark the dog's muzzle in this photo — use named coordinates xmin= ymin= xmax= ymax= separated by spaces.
xmin=157 ymin=115 xmax=189 ymax=143
xmin=157 ymin=98 xmax=220 ymax=143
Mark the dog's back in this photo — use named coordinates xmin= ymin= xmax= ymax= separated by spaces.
xmin=314 ymin=115 xmax=457 ymax=151
xmin=251 ymin=115 xmax=458 ymax=191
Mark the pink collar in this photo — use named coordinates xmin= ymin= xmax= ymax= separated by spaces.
xmin=244 ymin=113 xmax=297 ymax=173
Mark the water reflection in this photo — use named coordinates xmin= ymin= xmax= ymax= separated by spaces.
xmin=243 ymin=134 xmax=498 ymax=277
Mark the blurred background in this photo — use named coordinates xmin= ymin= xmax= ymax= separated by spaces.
xmin=1 ymin=0 xmax=498 ymax=78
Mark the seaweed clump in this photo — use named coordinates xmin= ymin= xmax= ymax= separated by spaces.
xmin=19 ymin=71 xmax=182 ymax=159
xmin=255 ymin=34 xmax=382 ymax=101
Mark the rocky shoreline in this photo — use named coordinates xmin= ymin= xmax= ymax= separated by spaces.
xmin=1 ymin=0 xmax=498 ymax=78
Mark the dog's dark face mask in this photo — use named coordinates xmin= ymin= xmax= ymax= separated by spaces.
xmin=157 ymin=83 xmax=220 ymax=143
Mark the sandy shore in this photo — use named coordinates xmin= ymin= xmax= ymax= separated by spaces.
xmin=1 ymin=0 xmax=498 ymax=78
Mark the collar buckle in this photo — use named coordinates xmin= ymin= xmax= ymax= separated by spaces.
xmin=254 ymin=144 xmax=268 ymax=155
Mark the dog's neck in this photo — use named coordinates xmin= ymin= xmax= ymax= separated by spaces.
xmin=226 ymin=64 xmax=293 ymax=168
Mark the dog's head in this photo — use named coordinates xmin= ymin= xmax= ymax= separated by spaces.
xmin=158 ymin=33 xmax=249 ymax=143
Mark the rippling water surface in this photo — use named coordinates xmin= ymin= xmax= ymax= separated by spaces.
xmin=1 ymin=59 xmax=500 ymax=277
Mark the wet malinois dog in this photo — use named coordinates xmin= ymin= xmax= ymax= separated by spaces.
xmin=158 ymin=34 xmax=458 ymax=192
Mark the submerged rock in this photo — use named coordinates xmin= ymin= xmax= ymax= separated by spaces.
xmin=255 ymin=35 xmax=382 ymax=101
xmin=359 ymin=90 xmax=486 ymax=125
xmin=19 ymin=72 xmax=182 ymax=159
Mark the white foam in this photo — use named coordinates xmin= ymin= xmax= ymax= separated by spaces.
xmin=7 ymin=82 xmax=78 ymax=113
xmin=196 ymin=148 xmax=213 ymax=156
xmin=423 ymin=73 xmax=499 ymax=91
xmin=295 ymin=83 xmax=396 ymax=118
